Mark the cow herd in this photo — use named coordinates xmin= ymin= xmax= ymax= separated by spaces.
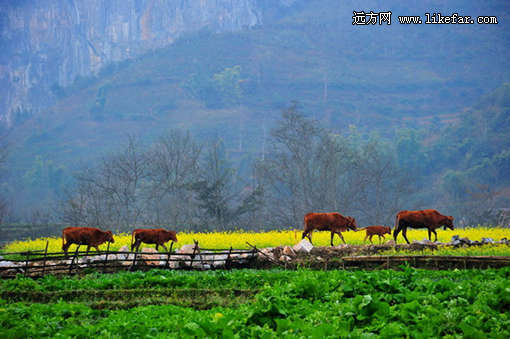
xmin=61 ymin=227 xmax=178 ymax=255
xmin=303 ymin=209 xmax=454 ymax=246
xmin=61 ymin=209 xmax=454 ymax=254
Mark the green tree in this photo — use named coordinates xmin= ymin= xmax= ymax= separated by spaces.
xmin=192 ymin=139 xmax=260 ymax=230
xmin=212 ymin=65 xmax=242 ymax=106
xmin=23 ymin=155 xmax=67 ymax=198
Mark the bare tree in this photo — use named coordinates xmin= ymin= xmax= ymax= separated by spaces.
xmin=256 ymin=104 xmax=356 ymax=227
xmin=256 ymin=105 xmax=416 ymax=228
xmin=144 ymin=130 xmax=202 ymax=227
xmin=352 ymin=138 xmax=415 ymax=225
xmin=459 ymin=184 xmax=502 ymax=226
xmin=61 ymin=131 xmax=260 ymax=232
xmin=192 ymin=139 xmax=261 ymax=230
xmin=270 ymin=104 xmax=322 ymax=222
xmin=61 ymin=136 xmax=149 ymax=230
xmin=101 ymin=135 xmax=148 ymax=228
xmin=60 ymin=167 xmax=111 ymax=227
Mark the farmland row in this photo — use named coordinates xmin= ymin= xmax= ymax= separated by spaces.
xmin=1 ymin=268 xmax=509 ymax=337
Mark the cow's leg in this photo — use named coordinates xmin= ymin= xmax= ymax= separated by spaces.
xmin=393 ymin=226 xmax=401 ymax=242
xmin=369 ymin=234 xmax=373 ymax=244
xmin=155 ymin=244 xmax=159 ymax=251
xmin=62 ymin=242 xmax=70 ymax=256
xmin=428 ymin=229 xmax=432 ymax=241
xmin=364 ymin=234 xmax=369 ymax=243
xmin=330 ymin=232 xmax=335 ymax=246
xmin=402 ymin=227 xmax=410 ymax=244
xmin=86 ymin=245 xmax=91 ymax=255
xmin=94 ymin=246 xmax=100 ymax=252
xmin=160 ymin=243 xmax=168 ymax=252
xmin=131 ymin=239 xmax=142 ymax=252
xmin=378 ymin=235 xmax=383 ymax=244
xmin=432 ymin=230 xmax=438 ymax=242
xmin=132 ymin=239 xmax=141 ymax=252
xmin=337 ymin=232 xmax=346 ymax=244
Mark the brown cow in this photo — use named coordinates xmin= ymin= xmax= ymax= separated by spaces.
xmin=393 ymin=209 xmax=454 ymax=244
xmin=131 ymin=228 xmax=178 ymax=252
xmin=362 ymin=226 xmax=391 ymax=244
xmin=62 ymin=227 xmax=114 ymax=255
xmin=303 ymin=212 xmax=357 ymax=246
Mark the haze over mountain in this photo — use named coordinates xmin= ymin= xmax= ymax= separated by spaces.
xmin=0 ymin=0 xmax=509 ymax=226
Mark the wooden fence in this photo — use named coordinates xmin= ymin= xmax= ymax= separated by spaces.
xmin=2 ymin=243 xmax=510 ymax=278
xmin=0 ymin=241 xmax=258 ymax=278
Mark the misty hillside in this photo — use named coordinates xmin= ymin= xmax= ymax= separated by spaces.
xmin=8 ymin=1 xmax=510 ymax=157
xmin=1 ymin=0 xmax=509 ymax=224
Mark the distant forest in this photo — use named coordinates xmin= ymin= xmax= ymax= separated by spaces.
xmin=3 ymin=85 xmax=509 ymax=232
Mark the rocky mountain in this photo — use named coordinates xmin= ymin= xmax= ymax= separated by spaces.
xmin=0 ymin=0 xmax=296 ymax=126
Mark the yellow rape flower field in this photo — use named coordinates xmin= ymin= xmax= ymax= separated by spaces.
xmin=2 ymin=227 xmax=510 ymax=256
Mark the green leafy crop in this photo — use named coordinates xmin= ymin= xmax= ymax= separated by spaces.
xmin=1 ymin=268 xmax=509 ymax=338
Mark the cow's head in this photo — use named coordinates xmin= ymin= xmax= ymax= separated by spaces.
xmin=443 ymin=216 xmax=454 ymax=231
xmin=105 ymin=230 xmax=115 ymax=243
xmin=347 ymin=216 xmax=357 ymax=231
xmin=166 ymin=230 xmax=178 ymax=242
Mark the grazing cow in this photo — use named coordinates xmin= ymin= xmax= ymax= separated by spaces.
xmin=62 ymin=227 xmax=114 ymax=255
xmin=131 ymin=228 xmax=178 ymax=252
xmin=303 ymin=212 xmax=357 ymax=246
xmin=393 ymin=209 xmax=454 ymax=244
xmin=362 ymin=226 xmax=392 ymax=244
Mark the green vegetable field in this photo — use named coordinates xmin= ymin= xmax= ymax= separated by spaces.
xmin=1 ymin=268 xmax=510 ymax=338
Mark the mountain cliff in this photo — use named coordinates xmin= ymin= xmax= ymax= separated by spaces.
xmin=0 ymin=0 xmax=296 ymax=125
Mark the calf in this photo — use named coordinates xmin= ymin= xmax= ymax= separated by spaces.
xmin=131 ymin=228 xmax=178 ymax=252
xmin=362 ymin=226 xmax=391 ymax=244
xmin=62 ymin=227 xmax=114 ymax=255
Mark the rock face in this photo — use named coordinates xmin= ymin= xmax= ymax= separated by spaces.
xmin=0 ymin=0 xmax=295 ymax=125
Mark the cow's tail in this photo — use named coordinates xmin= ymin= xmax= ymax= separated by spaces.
xmin=131 ymin=230 xmax=135 ymax=247
xmin=301 ymin=214 xmax=309 ymax=240
xmin=62 ymin=230 xmax=65 ymax=251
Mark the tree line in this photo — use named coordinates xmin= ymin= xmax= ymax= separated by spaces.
xmin=58 ymin=104 xmax=419 ymax=232
xmin=2 ymin=99 xmax=509 ymax=231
